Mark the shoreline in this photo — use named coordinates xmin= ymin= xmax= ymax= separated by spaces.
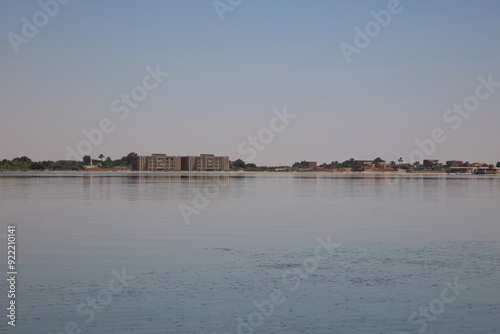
xmin=0 ymin=170 xmax=495 ymax=176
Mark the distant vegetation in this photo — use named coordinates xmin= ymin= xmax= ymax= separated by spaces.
xmin=292 ymin=161 xmax=313 ymax=169
xmin=0 ymin=153 xmax=137 ymax=171
xmin=230 ymin=159 xmax=267 ymax=171
xmin=292 ymin=158 xmax=411 ymax=170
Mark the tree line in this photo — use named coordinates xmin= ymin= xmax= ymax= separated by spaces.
xmin=0 ymin=153 xmax=138 ymax=171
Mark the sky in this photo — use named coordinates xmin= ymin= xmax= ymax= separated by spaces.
xmin=1 ymin=0 xmax=499 ymax=166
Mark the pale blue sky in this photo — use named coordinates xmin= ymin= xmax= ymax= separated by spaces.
xmin=1 ymin=0 xmax=499 ymax=165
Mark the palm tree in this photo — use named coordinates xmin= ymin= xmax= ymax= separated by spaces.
xmin=398 ymin=157 xmax=403 ymax=165
xmin=99 ymin=154 xmax=104 ymax=161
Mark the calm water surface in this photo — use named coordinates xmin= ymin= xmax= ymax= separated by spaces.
xmin=0 ymin=173 xmax=499 ymax=333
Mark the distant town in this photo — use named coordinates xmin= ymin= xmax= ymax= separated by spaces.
xmin=0 ymin=153 xmax=499 ymax=174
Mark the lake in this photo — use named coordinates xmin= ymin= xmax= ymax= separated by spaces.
xmin=0 ymin=172 xmax=499 ymax=333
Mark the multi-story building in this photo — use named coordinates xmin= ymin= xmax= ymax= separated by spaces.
xmin=132 ymin=154 xmax=181 ymax=171
xmin=133 ymin=154 xmax=229 ymax=171
xmin=181 ymin=154 xmax=229 ymax=171
xmin=195 ymin=154 xmax=229 ymax=171
xmin=304 ymin=161 xmax=317 ymax=169
xmin=423 ymin=159 xmax=439 ymax=169
xmin=446 ymin=160 xmax=463 ymax=167
xmin=476 ymin=166 xmax=498 ymax=174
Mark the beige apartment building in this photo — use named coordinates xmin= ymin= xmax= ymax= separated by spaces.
xmin=196 ymin=154 xmax=229 ymax=171
xmin=133 ymin=154 xmax=229 ymax=171
xmin=132 ymin=154 xmax=181 ymax=171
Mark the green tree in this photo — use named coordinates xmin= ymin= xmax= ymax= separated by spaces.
xmin=53 ymin=160 xmax=84 ymax=171
xmin=83 ymin=155 xmax=91 ymax=164
xmin=99 ymin=154 xmax=104 ymax=161
xmin=16 ymin=156 xmax=32 ymax=163
xmin=42 ymin=161 xmax=55 ymax=170
xmin=496 ymin=162 xmax=500 ymax=168
xmin=340 ymin=158 xmax=356 ymax=168
xmin=126 ymin=152 xmax=138 ymax=164
xmin=232 ymin=159 xmax=246 ymax=169
xmin=10 ymin=157 xmax=32 ymax=170
xmin=292 ymin=160 xmax=310 ymax=168
xmin=103 ymin=157 xmax=113 ymax=168
xmin=115 ymin=152 xmax=137 ymax=166
xmin=30 ymin=162 xmax=45 ymax=170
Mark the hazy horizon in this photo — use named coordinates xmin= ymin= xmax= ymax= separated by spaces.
xmin=1 ymin=0 xmax=499 ymax=166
